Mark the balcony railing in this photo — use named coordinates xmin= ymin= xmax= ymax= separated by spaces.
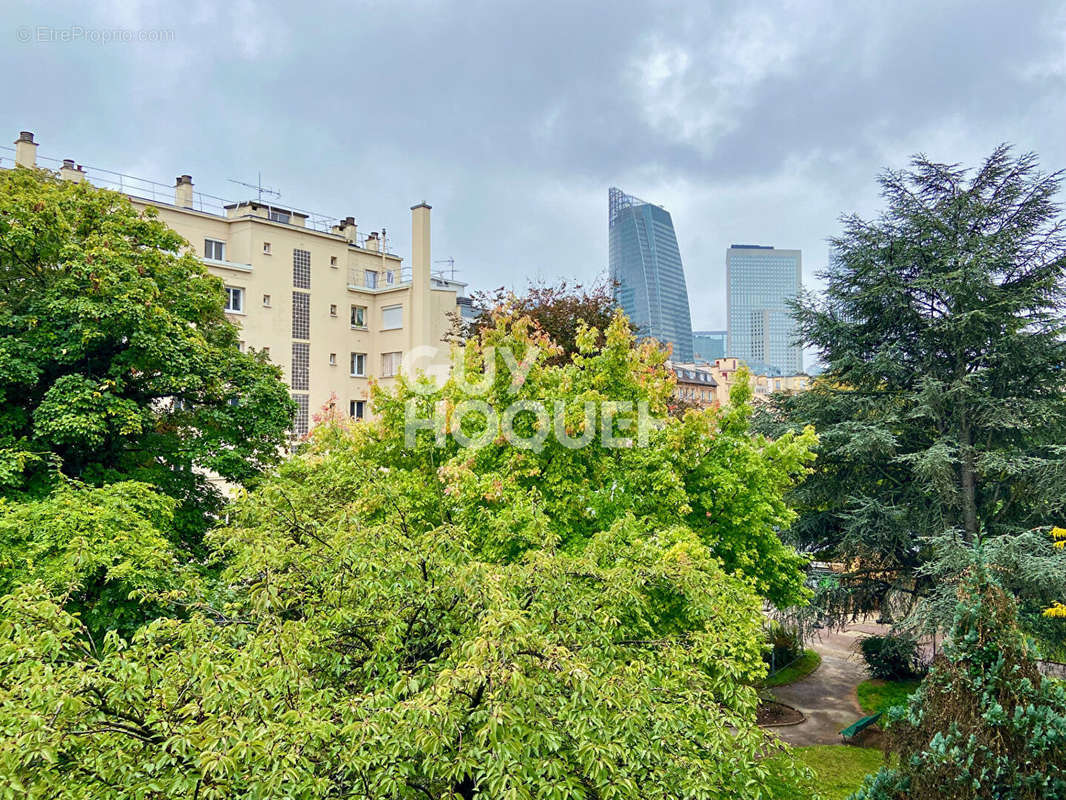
xmin=348 ymin=265 xmax=412 ymax=290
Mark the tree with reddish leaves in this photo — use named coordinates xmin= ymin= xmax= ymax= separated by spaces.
xmin=448 ymin=277 xmax=632 ymax=365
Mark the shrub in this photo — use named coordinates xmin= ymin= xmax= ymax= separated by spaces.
xmin=859 ymin=634 xmax=924 ymax=680
xmin=853 ymin=572 xmax=1066 ymax=799
xmin=764 ymin=620 xmax=804 ymax=672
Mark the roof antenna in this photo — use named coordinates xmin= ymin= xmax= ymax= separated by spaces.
xmin=228 ymin=171 xmax=281 ymax=203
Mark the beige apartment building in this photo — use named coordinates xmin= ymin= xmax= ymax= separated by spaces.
xmin=8 ymin=130 xmax=470 ymax=437
xmin=705 ymin=357 xmax=811 ymax=405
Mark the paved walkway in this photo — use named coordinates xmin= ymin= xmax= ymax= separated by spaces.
xmin=769 ymin=622 xmax=888 ymax=746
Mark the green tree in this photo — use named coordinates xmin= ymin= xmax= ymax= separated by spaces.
xmin=0 ymin=312 xmax=816 ymax=799
xmin=853 ymin=568 xmax=1066 ymax=800
xmin=758 ymin=146 xmax=1066 ymax=631
xmin=0 ymin=480 xmax=186 ymax=637
xmin=385 ymin=309 xmax=816 ymax=607
xmin=0 ymin=167 xmax=294 ymax=546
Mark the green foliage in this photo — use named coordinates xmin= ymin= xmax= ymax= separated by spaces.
xmin=858 ymin=635 xmax=924 ymax=681
xmin=0 ymin=480 xmax=185 ymax=637
xmin=757 ymin=146 xmax=1066 ymax=634
xmin=764 ymin=618 xmax=804 ymax=667
xmin=763 ymin=649 xmax=822 ymax=688
xmin=0 ymin=167 xmax=294 ymax=546
xmin=856 ymin=679 xmax=922 ymax=715
xmin=917 ymin=529 xmax=1066 ymax=655
xmin=853 ymin=572 xmax=1066 ymax=800
xmin=381 ymin=309 xmax=817 ymax=607
xmin=0 ymin=312 xmax=817 ymax=798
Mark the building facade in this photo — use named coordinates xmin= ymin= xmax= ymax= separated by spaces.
xmin=8 ymin=131 xmax=466 ymax=437
xmin=726 ymin=244 xmax=802 ymax=374
xmin=609 ymin=187 xmax=694 ymax=363
xmin=706 ymin=357 xmax=810 ymax=405
xmin=668 ymin=363 xmax=719 ymax=409
xmin=692 ymin=330 xmax=727 ymax=364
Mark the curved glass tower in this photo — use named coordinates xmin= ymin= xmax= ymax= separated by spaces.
xmin=609 ymin=187 xmax=694 ymax=363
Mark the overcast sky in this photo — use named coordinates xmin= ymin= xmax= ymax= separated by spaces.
xmin=5 ymin=0 xmax=1066 ymax=331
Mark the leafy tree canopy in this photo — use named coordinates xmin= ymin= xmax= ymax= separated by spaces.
xmin=0 ymin=480 xmax=186 ymax=638
xmin=757 ymin=146 xmax=1066 ymax=633
xmin=0 ymin=312 xmax=816 ymax=799
xmin=0 ymin=167 xmax=294 ymax=545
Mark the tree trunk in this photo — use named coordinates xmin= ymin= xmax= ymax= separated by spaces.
xmin=959 ymin=411 xmax=978 ymax=541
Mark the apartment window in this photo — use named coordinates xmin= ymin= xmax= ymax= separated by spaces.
xmin=364 ymin=269 xmax=378 ymax=289
xmin=350 ymin=305 xmax=367 ymax=328
xmin=381 ymin=351 xmax=402 ymax=378
xmin=262 ymin=293 xmax=271 ymax=307
xmin=224 ymin=286 xmax=244 ymax=313
xmin=204 ymin=238 xmax=225 ymax=261
xmin=330 ymin=255 xmax=338 ymax=267
xmin=385 ymin=269 xmax=395 ymax=285
xmin=262 ymin=346 xmax=270 ymax=355
xmin=330 ymin=304 xmax=337 ymax=317
xmin=263 ymin=241 xmax=272 ymax=254
xmin=349 ymin=400 xmax=365 ymax=420
xmin=329 ymin=353 xmax=337 ymax=366
xmin=270 ymin=209 xmax=291 ymax=225
xmin=350 ymin=352 xmax=366 ymax=377
xmin=382 ymin=304 xmax=403 ymax=330
xmin=292 ymin=292 xmax=310 ymax=339
xmin=291 ymin=342 xmax=309 ymax=391
xmin=237 ymin=341 xmax=246 ymax=353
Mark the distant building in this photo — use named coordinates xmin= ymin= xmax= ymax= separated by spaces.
xmin=692 ymin=330 xmax=727 ymax=363
xmin=609 ymin=187 xmax=694 ymax=362
xmin=708 ymin=357 xmax=811 ymax=405
xmin=726 ymin=244 xmax=802 ymax=374
xmin=668 ymin=362 xmax=718 ymax=409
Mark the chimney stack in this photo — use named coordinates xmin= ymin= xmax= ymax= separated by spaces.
xmin=341 ymin=216 xmax=357 ymax=243
xmin=14 ymin=131 xmax=37 ymax=168
xmin=59 ymin=159 xmax=85 ymax=183
xmin=365 ymin=231 xmax=380 ymax=252
xmin=410 ymin=202 xmax=432 ymax=353
xmin=174 ymin=175 xmax=194 ymax=208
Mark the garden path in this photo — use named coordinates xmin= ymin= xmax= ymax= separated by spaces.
xmin=770 ymin=621 xmax=888 ymax=747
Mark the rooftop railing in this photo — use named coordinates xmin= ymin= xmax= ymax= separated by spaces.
xmin=0 ymin=147 xmax=394 ymax=252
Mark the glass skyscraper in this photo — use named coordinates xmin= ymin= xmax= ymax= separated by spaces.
xmin=608 ymin=187 xmax=693 ymax=363
xmin=726 ymin=245 xmax=803 ymax=374
xmin=692 ymin=330 xmax=727 ymax=363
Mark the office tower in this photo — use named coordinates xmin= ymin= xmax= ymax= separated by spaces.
xmin=8 ymin=129 xmax=470 ymax=438
xmin=726 ymin=244 xmax=802 ymax=374
xmin=692 ymin=330 xmax=727 ymax=363
xmin=608 ymin=187 xmax=694 ymax=362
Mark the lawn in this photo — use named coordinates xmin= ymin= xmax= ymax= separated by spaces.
xmin=763 ymin=649 xmax=822 ymax=687
xmin=856 ymin=678 xmax=922 ymax=714
xmin=766 ymin=745 xmax=885 ymax=800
